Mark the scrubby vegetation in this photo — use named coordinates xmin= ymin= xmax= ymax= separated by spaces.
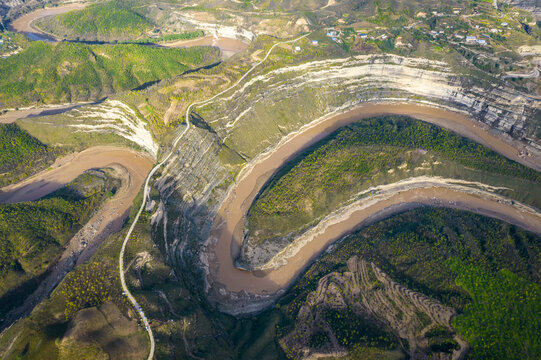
xmin=0 ymin=31 xmax=30 ymax=56
xmin=279 ymin=208 xmax=541 ymax=359
xmin=451 ymin=262 xmax=540 ymax=360
xmin=60 ymin=261 xmax=128 ymax=320
xmin=0 ymin=41 xmax=220 ymax=108
xmin=248 ymin=116 xmax=541 ymax=245
xmin=0 ymin=170 xmax=119 ymax=316
xmin=35 ymin=1 xmax=152 ymax=41
xmin=0 ymin=123 xmax=57 ymax=186
xmin=134 ymin=30 xmax=205 ymax=44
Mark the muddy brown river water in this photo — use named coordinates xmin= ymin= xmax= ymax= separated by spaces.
xmin=208 ymin=103 xmax=541 ymax=295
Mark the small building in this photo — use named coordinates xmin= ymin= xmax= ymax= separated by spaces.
xmin=501 ymin=22 xmax=508 ymax=26
xmin=311 ymin=40 xmax=318 ymax=45
xmin=326 ymin=29 xmax=338 ymax=37
xmin=466 ymin=35 xmax=477 ymax=42
xmin=477 ymin=39 xmax=487 ymax=45
xmin=295 ymin=46 xmax=301 ymax=51
xmin=359 ymin=33 xmax=368 ymax=39
xmin=331 ymin=37 xmax=337 ymax=42
xmin=381 ymin=34 xmax=388 ymax=40
xmin=0 ymin=39 xmax=3 ymax=46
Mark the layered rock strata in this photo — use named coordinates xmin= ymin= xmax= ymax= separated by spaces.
xmin=150 ymin=54 xmax=540 ymax=313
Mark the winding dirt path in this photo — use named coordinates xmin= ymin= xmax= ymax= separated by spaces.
xmin=207 ymin=103 xmax=541 ymax=296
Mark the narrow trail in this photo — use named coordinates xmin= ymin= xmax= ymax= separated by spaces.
xmin=118 ymin=33 xmax=310 ymax=360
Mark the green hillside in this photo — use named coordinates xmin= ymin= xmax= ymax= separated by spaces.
xmin=0 ymin=170 xmax=119 ymax=316
xmin=247 ymin=116 xmax=541 ymax=247
xmin=0 ymin=123 xmax=57 ymax=186
xmin=36 ymin=1 xmax=153 ymax=41
xmin=280 ymin=208 xmax=541 ymax=359
xmin=0 ymin=41 xmax=219 ymax=108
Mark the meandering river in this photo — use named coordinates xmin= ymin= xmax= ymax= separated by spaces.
xmin=207 ymin=103 xmax=541 ymax=296
xmin=5 ymin=8 xmax=541 ymax=310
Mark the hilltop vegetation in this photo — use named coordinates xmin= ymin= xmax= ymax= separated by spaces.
xmin=0 ymin=170 xmax=119 ymax=317
xmin=279 ymin=208 xmax=541 ymax=359
xmin=34 ymin=1 xmax=152 ymax=42
xmin=0 ymin=31 xmax=30 ymax=57
xmin=0 ymin=123 xmax=57 ymax=186
xmin=0 ymin=41 xmax=220 ymax=108
xmin=247 ymin=116 xmax=541 ymax=247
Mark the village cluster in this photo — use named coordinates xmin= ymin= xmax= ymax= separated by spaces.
xmin=319 ymin=4 xmax=522 ymax=51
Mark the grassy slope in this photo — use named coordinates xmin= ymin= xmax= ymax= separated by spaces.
xmin=0 ymin=31 xmax=31 ymax=56
xmin=278 ymin=208 xmax=541 ymax=359
xmin=0 ymin=123 xmax=57 ymax=186
xmin=0 ymin=41 xmax=219 ymax=108
xmin=36 ymin=1 xmax=152 ymax=41
xmin=248 ymin=116 xmax=541 ymax=245
xmin=0 ymin=170 xmax=119 ymax=316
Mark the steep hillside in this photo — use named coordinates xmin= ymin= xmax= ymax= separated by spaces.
xmin=0 ymin=41 xmax=220 ymax=108
xmin=0 ymin=123 xmax=57 ymax=186
xmin=34 ymin=1 xmax=153 ymax=42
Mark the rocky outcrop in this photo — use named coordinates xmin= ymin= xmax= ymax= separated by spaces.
xmin=501 ymin=0 xmax=541 ymax=17
xmin=150 ymin=54 xmax=540 ymax=313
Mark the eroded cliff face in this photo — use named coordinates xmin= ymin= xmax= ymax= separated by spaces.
xmin=151 ymin=54 xmax=540 ymax=313
xmin=501 ymin=0 xmax=541 ymax=17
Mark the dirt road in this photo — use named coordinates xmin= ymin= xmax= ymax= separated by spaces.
xmin=207 ymin=103 xmax=541 ymax=296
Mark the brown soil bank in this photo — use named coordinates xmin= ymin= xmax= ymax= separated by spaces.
xmin=206 ymin=103 xmax=541 ymax=302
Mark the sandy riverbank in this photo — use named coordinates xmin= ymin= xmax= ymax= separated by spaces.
xmin=207 ymin=103 xmax=541 ymax=297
